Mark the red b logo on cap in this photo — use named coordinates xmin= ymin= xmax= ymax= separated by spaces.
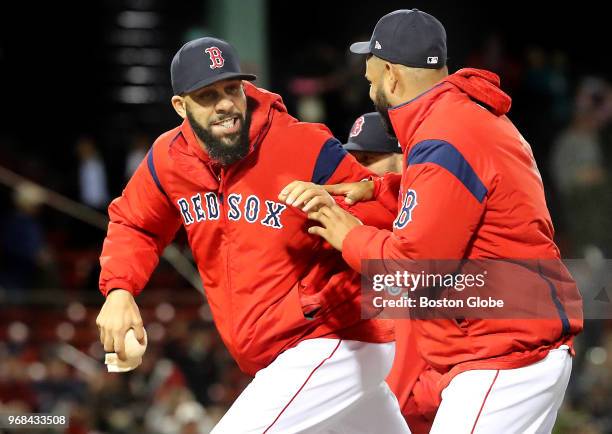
xmin=349 ymin=116 xmax=365 ymax=138
xmin=205 ymin=47 xmax=225 ymax=69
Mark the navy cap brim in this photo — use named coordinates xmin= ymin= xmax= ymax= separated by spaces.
xmin=344 ymin=141 xmax=392 ymax=153
xmin=179 ymin=72 xmax=257 ymax=95
xmin=343 ymin=141 xmax=367 ymax=152
xmin=349 ymin=41 xmax=371 ymax=54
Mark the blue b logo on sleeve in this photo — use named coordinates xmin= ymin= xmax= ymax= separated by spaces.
xmin=393 ymin=189 xmax=418 ymax=229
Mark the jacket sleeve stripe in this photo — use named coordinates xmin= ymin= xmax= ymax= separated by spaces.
xmin=408 ymin=139 xmax=488 ymax=203
xmin=146 ymin=147 xmax=168 ymax=198
xmin=311 ymin=138 xmax=348 ymax=184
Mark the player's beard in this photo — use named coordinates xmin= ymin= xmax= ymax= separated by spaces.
xmin=373 ymin=87 xmax=396 ymax=139
xmin=187 ymin=109 xmax=251 ymax=167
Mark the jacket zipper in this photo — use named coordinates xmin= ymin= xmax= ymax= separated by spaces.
xmin=205 ymin=108 xmax=274 ymax=361
xmin=217 ymin=168 xmax=235 ymax=355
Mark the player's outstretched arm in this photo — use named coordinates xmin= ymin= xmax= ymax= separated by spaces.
xmin=279 ymin=134 xmax=396 ymax=227
xmin=99 ymin=150 xmax=181 ymax=298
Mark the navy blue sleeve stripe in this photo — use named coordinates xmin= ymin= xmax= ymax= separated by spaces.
xmin=147 ymin=147 xmax=168 ymax=198
xmin=311 ymin=138 xmax=348 ymax=184
xmin=407 ymin=139 xmax=488 ymax=203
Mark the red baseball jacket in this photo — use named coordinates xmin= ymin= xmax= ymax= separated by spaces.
xmin=99 ymin=83 xmax=394 ymax=376
xmin=343 ymin=69 xmax=583 ymax=392
xmin=386 ymin=319 xmax=440 ymax=434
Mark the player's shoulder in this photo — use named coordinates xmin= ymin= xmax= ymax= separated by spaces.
xmin=152 ymin=126 xmax=183 ymax=151
xmin=271 ymin=112 xmax=333 ymax=147
xmin=148 ymin=126 xmax=186 ymax=165
xmin=435 ymin=90 xmax=508 ymax=135
xmin=145 ymin=126 xmax=184 ymax=180
xmin=417 ymin=98 xmax=498 ymax=154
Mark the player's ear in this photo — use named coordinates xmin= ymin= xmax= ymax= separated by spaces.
xmin=171 ymin=95 xmax=187 ymax=119
xmin=386 ymin=63 xmax=400 ymax=95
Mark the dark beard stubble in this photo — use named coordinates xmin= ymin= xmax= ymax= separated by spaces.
xmin=187 ymin=109 xmax=252 ymax=166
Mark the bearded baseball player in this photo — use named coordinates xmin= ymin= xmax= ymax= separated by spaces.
xmin=281 ymin=9 xmax=584 ymax=434
xmin=95 ymin=37 xmax=410 ymax=433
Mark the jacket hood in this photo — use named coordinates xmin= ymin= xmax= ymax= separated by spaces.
xmin=388 ymin=68 xmax=512 ymax=152
xmin=444 ymin=68 xmax=511 ymax=116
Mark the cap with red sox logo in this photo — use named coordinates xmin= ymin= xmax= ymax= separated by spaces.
xmin=343 ymin=112 xmax=401 ymax=154
xmin=171 ymin=37 xmax=256 ymax=95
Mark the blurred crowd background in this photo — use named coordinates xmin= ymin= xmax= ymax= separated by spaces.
xmin=1 ymin=1 xmax=611 ymax=433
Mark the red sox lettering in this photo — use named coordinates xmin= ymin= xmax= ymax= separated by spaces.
xmin=176 ymin=192 xmax=287 ymax=228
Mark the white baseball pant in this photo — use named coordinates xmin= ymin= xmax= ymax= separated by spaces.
xmin=211 ymin=338 xmax=411 ymax=433
xmin=430 ymin=345 xmax=572 ymax=434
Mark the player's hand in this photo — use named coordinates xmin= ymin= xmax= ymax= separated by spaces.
xmin=321 ymin=181 xmax=375 ymax=205
xmin=307 ymin=205 xmax=362 ymax=251
xmin=279 ymin=181 xmax=336 ymax=212
xmin=96 ymin=289 xmax=145 ymax=361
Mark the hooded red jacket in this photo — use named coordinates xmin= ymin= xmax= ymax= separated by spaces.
xmin=99 ymin=83 xmax=394 ymax=375
xmin=343 ymin=69 xmax=583 ymax=392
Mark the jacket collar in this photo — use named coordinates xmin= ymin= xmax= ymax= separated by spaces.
xmin=388 ymin=82 xmax=453 ymax=153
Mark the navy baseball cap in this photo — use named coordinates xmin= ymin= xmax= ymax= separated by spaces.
xmin=350 ymin=9 xmax=447 ymax=69
xmin=171 ymin=37 xmax=256 ymax=95
xmin=344 ymin=113 xmax=401 ymax=154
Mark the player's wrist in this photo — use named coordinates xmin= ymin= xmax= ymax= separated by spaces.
xmin=106 ymin=288 xmax=133 ymax=299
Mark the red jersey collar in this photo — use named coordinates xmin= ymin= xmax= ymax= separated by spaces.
xmin=388 ymin=81 xmax=453 ymax=153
